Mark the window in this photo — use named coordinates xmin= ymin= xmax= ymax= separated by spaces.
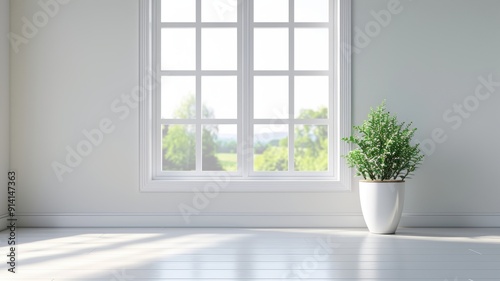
xmin=140 ymin=0 xmax=351 ymax=192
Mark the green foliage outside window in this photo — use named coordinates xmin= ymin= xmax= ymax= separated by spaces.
xmin=162 ymin=96 xmax=329 ymax=172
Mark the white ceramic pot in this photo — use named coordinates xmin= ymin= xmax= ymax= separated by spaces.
xmin=359 ymin=181 xmax=405 ymax=234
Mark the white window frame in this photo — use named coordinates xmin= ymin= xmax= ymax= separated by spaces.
xmin=139 ymin=0 xmax=351 ymax=192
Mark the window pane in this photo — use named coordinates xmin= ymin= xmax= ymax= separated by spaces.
xmin=294 ymin=28 xmax=329 ymax=70
xmin=294 ymin=0 xmax=329 ymax=23
xmin=294 ymin=125 xmax=328 ymax=171
xmin=295 ymin=76 xmax=329 ymax=119
xmin=202 ymin=28 xmax=237 ymax=70
xmin=202 ymin=0 xmax=237 ymax=22
xmin=254 ymin=28 xmax=289 ymax=70
xmin=162 ymin=124 xmax=196 ymax=171
xmin=161 ymin=76 xmax=196 ymax=119
xmin=202 ymin=76 xmax=237 ymax=119
xmin=254 ymin=76 xmax=288 ymax=119
xmin=254 ymin=125 xmax=289 ymax=172
xmin=161 ymin=0 xmax=196 ymax=22
xmin=254 ymin=0 xmax=288 ymax=22
xmin=203 ymin=124 xmax=237 ymax=171
xmin=161 ymin=28 xmax=196 ymax=70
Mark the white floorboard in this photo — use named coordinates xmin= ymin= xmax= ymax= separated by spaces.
xmin=1 ymin=228 xmax=500 ymax=280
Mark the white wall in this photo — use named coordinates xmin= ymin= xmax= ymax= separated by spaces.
xmin=10 ymin=0 xmax=500 ymax=227
xmin=0 ymin=0 xmax=10 ymax=230
xmin=352 ymin=0 xmax=500 ymax=226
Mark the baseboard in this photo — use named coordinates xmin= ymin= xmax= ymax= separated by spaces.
xmin=15 ymin=212 xmax=500 ymax=228
xmin=17 ymin=213 xmax=365 ymax=228
xmin=401 ymin=212 xmax=500 ymax=228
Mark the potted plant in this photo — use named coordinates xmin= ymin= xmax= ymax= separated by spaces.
xmin=343 ymin=101 xmax=424 ymax=234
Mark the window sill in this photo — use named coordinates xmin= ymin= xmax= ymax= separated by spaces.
xmin=140 ymin=178 xmax=351 ymax=193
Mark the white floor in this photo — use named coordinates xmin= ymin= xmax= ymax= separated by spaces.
xmin=1 ymin=228 xmax=500 ymax=280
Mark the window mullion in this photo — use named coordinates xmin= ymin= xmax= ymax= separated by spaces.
xmin=238 ymin=0 xmax=245 ymax=178
xmin=329 ymin=0 xmax=335 ymax=175
xmin=153 ymin=0 xmax=162 ymax=177
xmin=195 ymin=0 xmax=202 ymax=173
xmin=242 ymin=0 xmax=252 ymax=179
xmin=288 ymin=0 xmax=295 ymax=173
